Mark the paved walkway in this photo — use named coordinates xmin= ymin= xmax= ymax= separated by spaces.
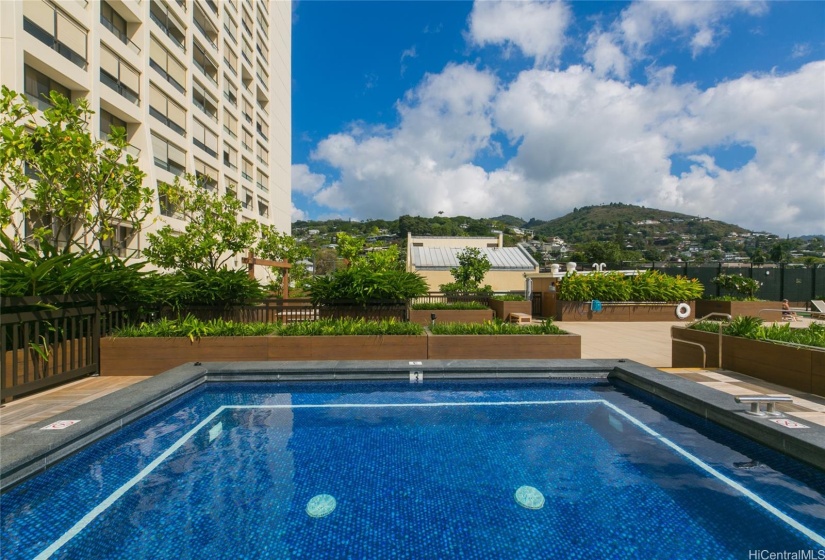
xmin=2 ymin=318 xmax=823 ymax=435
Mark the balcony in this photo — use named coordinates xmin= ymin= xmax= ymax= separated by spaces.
xmin=101 ymin=15 xmax=140 ymax=54
xmin=101 ymin=70 xmax=139 ymax=105
xmin=149 ymin=59 xmax=186 ymax=94
xmin=193 ymin=138 xmax=217 ymax=158
xmin=24 ymin=16 xmax=87 ymax=69
xmin=256 ymin=181 xmax=268 ymax=193
xmin=193 ymin=87 xmax=218 ymax=122
xmin=256 ymin=122 xmax=268 ymax=141
xmin=204 ymin=0 xmax=218 ymax=16
xmin=224 ymin=90 xmax=237 ymax=106
xmin=150 ymin=6 xmax=186 ymax=51
xmin=154 ymin=157 xmax=185 ymax=176
xmin=149 ymin=106 xmax=185 ymax=135
xmin=193 ymin=7 xmax=218 ymax=49
xmin=193 ymin=44 xmax=218 ymax=86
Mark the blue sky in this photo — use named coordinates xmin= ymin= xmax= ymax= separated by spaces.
xmin=291 ymin=1 xmax=825 ymax=236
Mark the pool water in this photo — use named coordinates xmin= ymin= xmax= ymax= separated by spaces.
xmin=3 ymin=380 xmax=825 ymax=559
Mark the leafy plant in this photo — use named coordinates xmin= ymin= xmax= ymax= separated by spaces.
xmin=164 ymin=268 xmax=267 ymax=310
xmin=276 ymin=318 xmax=423 ymax=336
xmin=710 ymin=274 xmax=762 ymax=300
xmin=557 ymin=270 xmax=703 ymax=302
xmin=308 ymin=267 xmax=428 ymax=305
xmin=0 ymin=87 xmax=152 ymax=254
xmin=688 ymin=316 xmax=825 ymax=348
xmin=439 ymin=248 xmax=492 ymax=295
xmin=724 ymin=315 xmax=764 ymax=337
xmin=256 ymin=225 xmax=313 ymax=293
xmin=490 ymin=294 xmax=527 ymax=301
xmin=145 ymin=178 xmax=259 ymax=271
xmin=411 ymin=302 xmax=488 ymax=310
xmin=430 ymin=319 xmax=565 ymax=335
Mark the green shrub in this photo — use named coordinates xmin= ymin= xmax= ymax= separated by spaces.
xmin=165 ymin=268 xmax=266 ymax=309
xmin=276 ymin=318 xmax=423 ymax=336
xmin=710 ymin=274 xmax=762 ymax=300
xmin=430 ymin=319 xmax=565 ymax=335
xmin=114 ymin=317 xmax=423 ymax=338
xmin=557 ymin=270 xmax=702 ymax=302
xmin=308 ymin=268 xmax=428 ymax=305
xmin=490 ymin=294 xmax=527 ymax=301
xmin=411 ymin=302 xmax=488 ymax=310
xmin=688 ymin=316 xmax=825 ymax=348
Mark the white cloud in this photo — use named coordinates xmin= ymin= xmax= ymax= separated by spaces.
xmin=467 ymin=0 xmax=572 ymax=66
xmin=291 ymin=203 xmax=308 ymax=222
xmin=584 ymin=31 xmax=629 ymax=79
xmin=618 ymin=0 xmax=767 ymax=58
xmin=302 ymin=58 xmax=824 ymax=236
xmin=291 ymin=164 xmax=327 ymax=195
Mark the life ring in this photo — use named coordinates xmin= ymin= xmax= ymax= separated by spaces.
xmin=675 ymin=303 xmax=691 ymax=320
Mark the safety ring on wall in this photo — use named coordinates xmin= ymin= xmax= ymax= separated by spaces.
xmin=675 ymin=302 xmax=691 ymax=319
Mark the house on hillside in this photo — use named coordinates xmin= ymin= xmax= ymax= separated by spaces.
xmin=406 ymin=233 xmax=539 ymax=292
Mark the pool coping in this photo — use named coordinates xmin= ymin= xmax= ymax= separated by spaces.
xmin=1 ymin=359 xmax=824 ymax=491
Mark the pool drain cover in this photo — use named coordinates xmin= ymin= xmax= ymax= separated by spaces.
xmin=306 ymin=494 xmax=337 ymax=518
xmin=514 ymin=486 xmax=545 ymax=510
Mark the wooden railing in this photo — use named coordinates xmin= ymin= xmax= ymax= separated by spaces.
xmin=1 ymin=295 xmax=144 ymax=401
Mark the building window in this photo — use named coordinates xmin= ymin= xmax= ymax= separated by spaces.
xmin=101 ymin=1 xmax=139 ymax=53
xmin=150 ymin=36 xmax=187 ymax=94
xmin=192 ymin=81 xmax=218 ymax=121
xmin=100 ymin=109 xmax=127 ymax=141
xmin=149 ymin=1 xmax=186 ymax=51
xmin=23 ymin=0 xmax=87 ymax=68
xmin=100 ymin=46 xmax=140 ymax=104
xmin=193 ymin=41 xmax=218 ymax=85
xmin=192 ymin=119 xmax=218 ymax=158
xmin=152 ymin=134 xmax=186 ymax=176
xmin=24 ymin=65 xmax=70 ymax=110
xmin=194 ymin=158 xmax=218 ymax=190
xmin=149 ymin=84 xmax=186 ymax=135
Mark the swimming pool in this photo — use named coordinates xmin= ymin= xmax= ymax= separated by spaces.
xmin=3 ymin=378 xmax=824 ymax=559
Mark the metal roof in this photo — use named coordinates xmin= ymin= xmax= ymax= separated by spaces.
xmin=411 ymin=246 xmax=538 ymax=270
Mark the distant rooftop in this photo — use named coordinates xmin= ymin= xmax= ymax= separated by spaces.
xmin=410 ymin=246 xmax=538 ymax=270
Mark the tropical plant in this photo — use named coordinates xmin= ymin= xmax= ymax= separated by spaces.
xmin=411 ymin=302 xmax=489 ymax=310
xmin=490 ymin=294 xmax=527 ymax=301
xmin=276 ymin=318 xmax=423 ymax=336
xmin=144 ymin=177 xmax=259 ymax=271
xmin=710 ymin=274 xmax=762 ymax=300
xmin=689 ymin=316 xmax=825 ymax=348
xmin=429 ymin=319 xmax=565 ymax=335
xmin=557 ymin=270 xmax=703 ymax=302
xmin=308 ymin=267 xmax=428 ymax=305
xmin=164 ymin=268 xmax=267 ymax=310
xmin=0 ymin=87 xmax=153 ymax=254
xmin=256 ymin=225 xmax=313 ymax=293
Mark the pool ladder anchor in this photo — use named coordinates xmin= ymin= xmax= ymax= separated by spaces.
xmin=734 ymin=395 xmax=793 ymax=417
xmin=409 ymin=370 xmax=423 ymax=384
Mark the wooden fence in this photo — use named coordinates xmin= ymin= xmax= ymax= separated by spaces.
xmin=1 ymin=295 xmax=142 ymax=401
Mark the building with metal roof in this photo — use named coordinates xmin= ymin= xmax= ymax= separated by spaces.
xmin=406 ymin=234 xmax=539 ymax=292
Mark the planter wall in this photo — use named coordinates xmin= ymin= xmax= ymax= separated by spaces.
xmin=427 ymin=334 xmax=580 ymax=360
xmin=670 ymin=327 xmax=722 ymax=368
xmin=100 ymin=331 xmax=581 ymax=376
xmin=409 ymin=309 xmax=494 ymax=326
xmin=557 ymin=301 xmax=695 ymax=322
xmin=695 ymin=300 xmax=783 ymax=321
xmin=671 ymin=327 xmax=824 ymax=396
xmin=488 ymin=300 xmax=532 ymax=320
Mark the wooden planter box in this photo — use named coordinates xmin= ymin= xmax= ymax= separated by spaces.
xmin=694 ymin=300 xmax=783 ymax=321
xmin=409 ymin=309 xmax=494 ymax=326
xmin=671 ymin=327 xmax=825 ymax=396
xmin=488 ymin=299 xmax=532 ymax=320
xmin=100 ymin=335 xmax=427 ymax=376
xmin=100 ymin=331 xmax=581 ymax=376
xmin=427 ymin=333 xmax=581 ymax=360
xmin=557 ymin=301 xmax=695 ymax=322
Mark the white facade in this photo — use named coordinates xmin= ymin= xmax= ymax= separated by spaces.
xmin=0 ymin=0 xmax=291 ymax=255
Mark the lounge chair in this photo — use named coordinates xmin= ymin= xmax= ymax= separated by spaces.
xmin=811 ymin=300 xmax=825 ymax=320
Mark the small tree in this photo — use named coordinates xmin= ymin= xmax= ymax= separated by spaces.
xmin=440 ymin=247 xmax=492 ymax=294
xmin=0 ymin=87 xmax=152 ymax=254
xmin=256 ymin=225 xmax=313 ymax=292
xmin=711 ymin=274 xmax=762 ymax=300
xmin=144 ymin=177 xmax=259 ymax=271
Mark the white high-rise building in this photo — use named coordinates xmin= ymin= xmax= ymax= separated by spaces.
xmin=0 ymin=0 xmax=292 ymax=255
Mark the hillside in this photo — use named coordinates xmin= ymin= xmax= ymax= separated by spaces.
xmin=529 ymin=203 xmax=750 ymax=243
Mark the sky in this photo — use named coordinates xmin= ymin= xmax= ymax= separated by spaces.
xmin=291 ymin=0 xmax=825 ymax=237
